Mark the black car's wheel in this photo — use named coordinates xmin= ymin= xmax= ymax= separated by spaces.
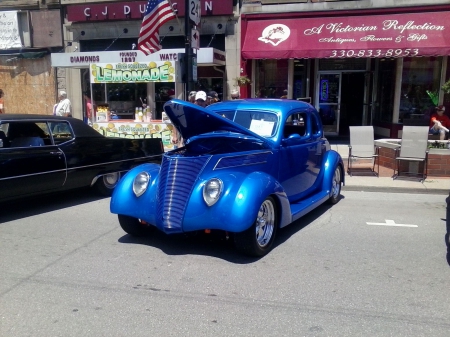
xmin=234 ymin=196 xmax=278 ymax=257
xmin=118 ymin=214 xmax=154 ymax=237
xmin=328 ymin=166 xmax=342 ymax=205
xmin=95 ymin=172 xmax=121 ymax=196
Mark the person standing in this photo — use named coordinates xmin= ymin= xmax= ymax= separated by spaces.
xmin=83 ymin=91 xmax=94 ymax=123
xmin=0 ymin=89 xmax=4 ymax=114
xmin=55 ymin=90 xmax=72 ymax=117
xmin=195 ymin=91 xmax=208 ymax=107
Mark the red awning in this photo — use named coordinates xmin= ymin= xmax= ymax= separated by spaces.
xmin=242 ymin=11 xmax=450 ymax=59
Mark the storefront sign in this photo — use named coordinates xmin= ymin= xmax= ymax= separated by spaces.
xmin=93 ymin=121 xmax=174 ymax=151
xmin=90 ymin=61 xmax=177 ymax=83
xmin=242 ymin=11 xmax=450 ymax=59
xmin=0 ymin=11 xmax=22 ymax=50
xmin=67 ymin=0 xmax=233 ymax=22
xmin=51 ymin=48 xmax=223 ymax=68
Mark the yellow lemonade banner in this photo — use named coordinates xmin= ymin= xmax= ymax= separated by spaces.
xmin=92 ymin=121 xmax=176 ymax=151
xmin=90 ymin=61 xmax=176 ymax=83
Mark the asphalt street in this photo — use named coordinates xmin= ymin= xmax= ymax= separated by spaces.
xmin=1 ymin=190 xmax=449 ymax=337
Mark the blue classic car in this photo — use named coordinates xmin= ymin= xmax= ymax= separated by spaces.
xmin=111 ymin=99 xmax=344 ymax=256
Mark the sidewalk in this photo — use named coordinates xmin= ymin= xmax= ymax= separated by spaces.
xmin=330 ymin=143 xmax=450 ymax=195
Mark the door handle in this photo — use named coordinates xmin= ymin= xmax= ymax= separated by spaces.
xmin=50 ymin=151 xmax=63 ymax=155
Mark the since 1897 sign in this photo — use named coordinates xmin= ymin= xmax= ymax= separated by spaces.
xmin=90 ymin=61 xmax=177 ymax=83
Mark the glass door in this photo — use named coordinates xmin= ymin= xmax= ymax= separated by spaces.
xmin=316 ymin=73 xmax=341 ymax=135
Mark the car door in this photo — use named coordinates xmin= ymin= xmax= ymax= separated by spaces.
xmin=279 ymin=110 xmax=322 ymax=202
xmin=0 ymin=121 xmax=66 ymax=201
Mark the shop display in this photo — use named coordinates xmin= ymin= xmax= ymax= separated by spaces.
xmin=96 ymin=104 xmax=110 ymax=122
xmin=92 ymin=120 xmax=175 ymax=152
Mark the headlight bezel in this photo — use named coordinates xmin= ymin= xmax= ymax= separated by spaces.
xmin=132 ymin=171 xmax=150 ymax=197
xmin=202 ymin=178 xmax=223 ymax=206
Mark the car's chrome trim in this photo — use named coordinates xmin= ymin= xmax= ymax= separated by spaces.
xmin=157 ymin=155 xmax=211 ymax=232
xmin=214 ymin=151 xmax=272 ymax=170
xmin=0 ymin=156 xmax=152 ymax=182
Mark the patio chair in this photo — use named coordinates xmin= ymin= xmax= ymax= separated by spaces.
xmin=393 ymin=126 xmax=429 ymax=181
xmin=347 ymin=126 xmax=379 ymax=177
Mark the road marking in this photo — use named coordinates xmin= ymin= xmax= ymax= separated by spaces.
xmin=366 ymin=219 xmax=417 ymax=228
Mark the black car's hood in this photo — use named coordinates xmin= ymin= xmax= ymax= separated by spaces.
xmin=163 ymin=99 xmax=269 ymax=143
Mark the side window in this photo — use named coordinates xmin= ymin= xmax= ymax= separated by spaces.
xmin=6 ymin=122 xmax=48 ymax=148
xmin=49 ymin=122 xmax=74 ymax=145
xmin=283 ymin=112 xmax=307 ymax=138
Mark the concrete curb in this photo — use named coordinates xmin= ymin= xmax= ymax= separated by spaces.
xmin=342 ymin=185 xmax=450 ymax=195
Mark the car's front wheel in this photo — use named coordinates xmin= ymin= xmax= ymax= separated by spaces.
xmin=118 ymin=214 xmax=154 ymax=237
xmin=234 ymin=196 xmax=278 ymax=257
xmin=328 ymin=166 xmax=342 ymax=204
xmin=95 ymin=172 xmax=121 ymax=196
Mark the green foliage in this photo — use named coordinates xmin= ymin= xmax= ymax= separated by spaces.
xmin=428 ymin=141 xmax=449 ymax=149
xmin=442 ymin=79 xmax=450 ymax=94
xmin=234 ymin=76 xmax=252 ymax=87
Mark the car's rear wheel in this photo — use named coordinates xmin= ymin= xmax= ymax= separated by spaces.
xmin=234 ymin=196 xmax=278 ymax=257
xmin=328 ymin=166 xmax=342 ymax=204
xmin=118 ymin=214 xmax=154 ymax=237
xmin=95 ymin=172 xmax=121 ymax=196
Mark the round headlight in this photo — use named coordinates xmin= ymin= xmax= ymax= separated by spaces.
xmin=133 ymin=172 xmax=150 ymax=197
xmin=203 ymin=178 xmax=223 ymax=206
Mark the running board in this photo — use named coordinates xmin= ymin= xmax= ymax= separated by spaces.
xmin=290 ymin=191 xmax=330 ymax=223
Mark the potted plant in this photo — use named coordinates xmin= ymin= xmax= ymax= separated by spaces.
xmin=442 ymin=79 xmax=450 ymax=94
xmin=234 ymin=75 xmax=252 ymax=87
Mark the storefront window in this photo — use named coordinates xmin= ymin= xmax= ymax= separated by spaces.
xmin=399 ymin=57 xmax=442 ymax=123
xmin=255 ymin=59 xmax=288 ymax=98
xmin=293 ymin=59 xmax=307 ymax=100
xmin=374 ymin=59 xmax=396 ymax=123
xmin=90 ymin=83 xmax=148 ymax=120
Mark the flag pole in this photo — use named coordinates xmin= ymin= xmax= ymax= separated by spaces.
xmin=184 ymin=0 xmax=193 ymax=99
xmin=167 ymin=0 xmax=182 ymax=29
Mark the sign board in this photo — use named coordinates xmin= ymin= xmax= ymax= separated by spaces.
xmin=189 ymin=0 xmax=201 ymax=26
xmin=0 ymin=11 xmax=22 ymax=49
xmin=90 ymin=61 xmax=177 ymax=84
xmin=192 ymin=56 xmax=197 ymax=82
xmin=66 ymin=1 xmax=233 ymax=22
xmin=191 ymin=29 xmax=200 ymax=50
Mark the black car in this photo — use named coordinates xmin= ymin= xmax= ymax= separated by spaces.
xmin=0 ymin=115 xmax=163 ymax=202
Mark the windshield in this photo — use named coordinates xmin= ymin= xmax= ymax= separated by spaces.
xmin=217 ymin=110 xmax=279 ymax=137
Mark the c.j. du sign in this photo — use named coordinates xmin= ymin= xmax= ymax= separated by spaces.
xmin=90 ymin=61 xmax=177 ymax=83
xmin=0 ymin=11 xmax=22 ymax=50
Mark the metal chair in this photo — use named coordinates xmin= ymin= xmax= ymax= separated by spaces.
xmin=393 ymin=126 xmax=429 ymax=182
xmin=347 ymin=126 xmax=379 ymax=177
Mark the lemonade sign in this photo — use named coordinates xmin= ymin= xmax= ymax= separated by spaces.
xmin=90 ymin=61 xmax=176 ymax=83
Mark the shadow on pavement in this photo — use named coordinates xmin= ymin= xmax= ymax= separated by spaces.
xmin=0 ymin=188 xmax=108 ymax=223
xmin=118 ymin=195 xmax=345 ymax=263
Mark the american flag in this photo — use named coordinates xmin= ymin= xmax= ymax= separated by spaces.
xmin=138 ymin=0 xmax=176 ymax=55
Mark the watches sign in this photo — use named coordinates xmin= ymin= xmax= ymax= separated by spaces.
xmin=90 ymin=61 xmax=177 ymax=83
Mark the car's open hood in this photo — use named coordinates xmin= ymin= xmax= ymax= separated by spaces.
xmin=163 ymin=99 xmax=269 ymax=143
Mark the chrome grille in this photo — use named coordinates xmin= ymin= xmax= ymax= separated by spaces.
xmin=157 ymin=155 xmax=210 ymax=232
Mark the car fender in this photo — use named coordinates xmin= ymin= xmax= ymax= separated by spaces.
xmin=110 ymin=163 xmax=161 ymax=222
xmin=321 ymin=150 xmax=345 ymax=196
xmin=182 ymin=171 xmax=289 ymax=233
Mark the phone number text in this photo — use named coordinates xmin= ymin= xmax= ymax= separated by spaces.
xmin=327 ymin=48 xmax=419 ymax=58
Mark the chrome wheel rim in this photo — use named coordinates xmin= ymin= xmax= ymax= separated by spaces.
xmin=255 ymin=199 xmax=275 ymax=248
xmin=103 ymin=172 xmax=120 ymax=188
xmin=331 ymin=167 xmax=341 ymax=198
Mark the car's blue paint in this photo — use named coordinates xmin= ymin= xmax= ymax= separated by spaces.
xmin=111 ymin=99 xmax=344 ymax=236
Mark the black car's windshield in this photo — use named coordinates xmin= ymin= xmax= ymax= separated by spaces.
xmin=217 ymin=110 xmax=279 ymax=137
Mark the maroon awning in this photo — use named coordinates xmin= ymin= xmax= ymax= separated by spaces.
xmin=242 ymin=11 xmax=450 ymax=59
